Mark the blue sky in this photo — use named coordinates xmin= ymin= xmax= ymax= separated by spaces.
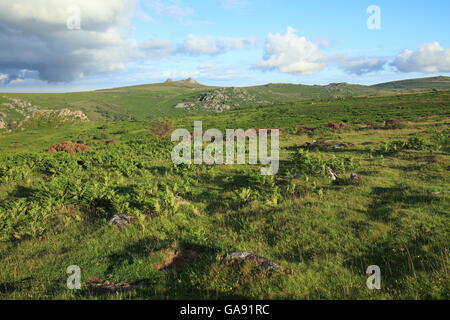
xmin=0 ymin=0 xmax=449 ymax=92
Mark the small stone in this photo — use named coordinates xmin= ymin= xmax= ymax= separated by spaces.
xmin=327 ymin=167 xmax=339 ymax=181
xmin=108 ymin=214 xmax=134 ymax=226
xmin=350 ymin=173 xmax=361 ymax=181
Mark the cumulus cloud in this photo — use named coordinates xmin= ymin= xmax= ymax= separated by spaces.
xmin=334 ymin=56 xmax=388 ymax=75
xmin=0 ymin=0 xmax=170 ymax=83
xmin=179 ymin=34 xmax=256 ymax=55
xmin=256 ymin=27 xmax=327 ymax=75
xmin=393 ymin=42 xmax=450 ymax=73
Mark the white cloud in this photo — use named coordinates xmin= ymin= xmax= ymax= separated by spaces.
xmin=256 ymin=27 xmax=327 ymax=75
xmin=334 ymin=56 xmax=387 ymax=75
xmin=0 ymin=0 xmax=173 ymax=83
xmin=393 ymin=42 xmax=450 ymax=73
xmin=179 ymin=34 xmax=256 ymax=55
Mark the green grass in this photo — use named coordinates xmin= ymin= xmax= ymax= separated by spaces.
xmin=0 ymin=89 xmax=449 ymax=300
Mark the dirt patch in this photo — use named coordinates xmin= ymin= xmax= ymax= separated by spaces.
xmin=156 ymin=243 xmax=202 ymax=271
xmin=384 ymin=119 xmax=407 ymax=129
xmin=108 ymin=214 xmax=134 ymax=226
xmin=47 ymin=141 xmax=91 ymax=153
xmin=85 ymin=277 xmax=144 ymax=296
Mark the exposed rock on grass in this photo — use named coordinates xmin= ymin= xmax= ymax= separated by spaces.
xmin=327 ymin=167 xmax=339 ymax=181
xmin=85 ymin=277 xmax=144 ymax=296
xmin=301 ymin=140 xmax=355 ymax=150
xmin=47 ymin=141 xmax=91 ymax=153
xmin=332 ymin=172 xmax=363 ymax=186
xmin=350 ymin=173 xmax=361 ymax=181
xmin=173 ymin=87 xmax=267 ymax=112
xmin=222 ymin=251 xmax=281 ymax=273
xmin=108 ymin=214 xmax=134 ymax=226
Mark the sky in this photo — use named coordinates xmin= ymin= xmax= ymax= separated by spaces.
xmin=0 ymin=0 xmax=449 ymax=92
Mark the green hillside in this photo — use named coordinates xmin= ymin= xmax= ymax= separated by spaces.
xmin=0 ymin=79 xmax=394 ymax=129
xmin=373 ymin=76 xmax=450 ymax=91
xmin=2 ymin=76 xmax=450 ymax=133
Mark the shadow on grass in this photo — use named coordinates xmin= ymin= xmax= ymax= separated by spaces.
xmin=8 ymin=186 xmax=37 ymax=198
xmin=343 ymin=235 xmax=446 ymax=296
xmin=73 ymin=238 xmax=252 ymax=299
xmin=0 ymin=277 xmax=33 ymax=295
xmin=366 ymin=185 xmax=436 ymax=222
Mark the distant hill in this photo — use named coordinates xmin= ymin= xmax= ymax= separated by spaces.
xmin=2 ymin=76 xmax=450 ymax=130
xmin=1 ymin=78 xmax=391 ymax=127
xmin=372 ymin=76 xmax=450 ymax=91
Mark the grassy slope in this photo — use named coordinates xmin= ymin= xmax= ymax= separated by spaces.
xmin=3 ymin=77 xmax=442 ymax=125
xmin=1 ymin=82 xmax=212 ymax=122
xmin=373 ymin=76 xmax=450 ymax=91
xmin=0 ymin=91 xmax=449 ymax=299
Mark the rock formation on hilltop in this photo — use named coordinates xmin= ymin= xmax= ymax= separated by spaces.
xmin=185 ymin=78 xmax=199 ymax=85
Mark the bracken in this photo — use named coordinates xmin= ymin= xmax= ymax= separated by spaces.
xmin=47 ymin=141 xmax=91 ymax=153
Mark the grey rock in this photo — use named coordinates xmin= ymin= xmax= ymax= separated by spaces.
xmin=350 ymin=173 xmax=361 ymax=181
xmin=327 ymin=167 xmax=339 ymax=181
xmin=108 ymin=214 xmax=134 ymax=226
xmin=223 ymin=251 xmax=281 ymax=272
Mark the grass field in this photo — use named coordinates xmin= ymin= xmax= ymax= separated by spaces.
xmin=0 ymin=82 xmax=449 ymax=300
